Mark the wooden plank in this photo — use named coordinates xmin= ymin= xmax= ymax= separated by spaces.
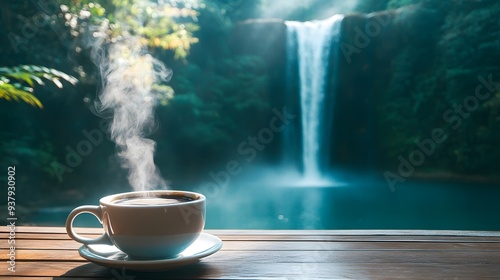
xmin=205 ymin=250 xmax=500 ymax=265
xmin=4 ymin=227 xmax=500 ymax=244
xmin=188 ymin=235 xmax=500 ymax=242
xmin=3 ymin=248 xmax=500 ymax=264
xmin=1 ymin=226 xmax=104 ymax=234
xmin=4 ymin=237 xmax=500 ymax=252
xmin=3 ymin=261 xmax=500 ymax=278
xmin=223 ymin=241 xmax=500 ymax=251
xmin=0 ymin=240 xmax=86 ymax=250
xmin=1 ymin=277 xmax=53 ymax=280
xmin=3 ymin=239 xmax=500 ymax=253
xmin=213 ymin=229 xmax=500 ymax=237
xmin=3 ymin=227 xmax=500 ymax=237
xmin=5 ymin=234 xmax=500 ymax=243
xmin=3 ymin=227 xmax=500 ymax=279
xmin=0 ymin=249 xmax=84 ymax=261
xmin=6 ymin=232 xmax=102 ymax=240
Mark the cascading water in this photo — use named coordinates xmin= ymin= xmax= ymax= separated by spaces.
xmin=285 ymin=15 xmax=344 ymax=182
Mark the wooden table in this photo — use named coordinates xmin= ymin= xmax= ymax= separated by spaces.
xmin=2 ymin=227 xmax=500 ymax=279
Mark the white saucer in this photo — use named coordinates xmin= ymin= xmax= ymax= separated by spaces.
xmin=79 ymin=233 xmax=222 ymax=272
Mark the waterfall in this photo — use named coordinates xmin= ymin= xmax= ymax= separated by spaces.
xmin=285 ymin=15 xmax=344 ymax=181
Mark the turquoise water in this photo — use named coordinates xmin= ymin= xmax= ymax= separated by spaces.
xmin=27 ymin=178 xmax=500 ymax=230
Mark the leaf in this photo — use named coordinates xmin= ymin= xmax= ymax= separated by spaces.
xmin=0 ymin=83 xmax=43 ymax=108
xmin=52 ymin=78 xmax=63 ymax=89
xmin=5 ymin=72 xmax=34 ymax=87
xmin=0 ymin=64 xmax=78 ymax=108
xmin=31 ymin=75 xmax=45 ymax=86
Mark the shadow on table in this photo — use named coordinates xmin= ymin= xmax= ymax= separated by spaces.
xmin=55 ymin=261 xmax=220 ymax=279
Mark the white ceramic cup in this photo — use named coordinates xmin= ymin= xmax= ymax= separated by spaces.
xmin=66 ymin=190 xmax=205 ymax=259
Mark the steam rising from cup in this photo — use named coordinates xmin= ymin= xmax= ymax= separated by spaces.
xmin=94 ymin=37 xmax=170 ymax=191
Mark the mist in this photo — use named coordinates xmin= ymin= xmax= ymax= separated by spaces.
xmin=94 ymin=37 xmax=171 ymax=192
xmin=260 ymin=0 xmax=358 ymax=21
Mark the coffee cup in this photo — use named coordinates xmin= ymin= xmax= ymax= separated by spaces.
xmin=66 ymin=190 xmax=205 ymax=259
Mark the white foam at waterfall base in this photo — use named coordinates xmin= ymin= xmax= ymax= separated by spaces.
xmin=285 ymin=14 xmax=344 ymax=183
xmin=234 ymin=164 xmax=348 ymax=188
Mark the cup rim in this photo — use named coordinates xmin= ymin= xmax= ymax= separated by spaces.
xmin=99 ymin=190 xmax=205 ymax=207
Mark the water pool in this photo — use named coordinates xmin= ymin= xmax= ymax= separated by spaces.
xmin=26 ymin=178 xmax=500 ymax=230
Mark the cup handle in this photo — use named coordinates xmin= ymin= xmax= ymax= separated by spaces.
xmin=66 ymin=205 xmax=111 ymax=245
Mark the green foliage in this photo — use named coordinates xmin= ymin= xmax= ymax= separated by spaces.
xmin=58 ymin=0 xmax=201 ymax=60
xmin=377 ymin=0 xmax=500 ymax=175
xmin=0 ymin=65 xmax=77 ymax=108
xmin=434 ymin=1 xmax=500 ymax=174
xmin=151 ymin=84 xmax=175 ymax=106
xmin=386 ymin=0 xmax=419 ymax=9
xmin=354 ymin=0 xmax=390 ymax=13
xmin=157 ymin=55 xmax=271 ymax=178
xmin=1 ymin=133 xmax=58 ymax=175
xmin=204 ymin=0 xmax=262 ymax=21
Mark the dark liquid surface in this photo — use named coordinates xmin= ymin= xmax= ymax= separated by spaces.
xmin=113 ymin=195 xmax=194 ymax=205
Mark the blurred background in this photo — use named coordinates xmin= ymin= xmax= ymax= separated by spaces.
xmin=1 ymin=0 xmax=499 ymax=229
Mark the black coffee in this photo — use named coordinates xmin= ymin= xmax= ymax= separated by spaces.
xmin=113 ymin=195 xmax=194 ymax=206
